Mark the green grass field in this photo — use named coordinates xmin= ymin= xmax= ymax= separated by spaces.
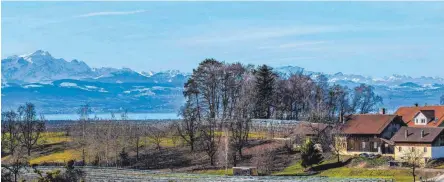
xmin=273 ymin=157 xmax=413 ymax=182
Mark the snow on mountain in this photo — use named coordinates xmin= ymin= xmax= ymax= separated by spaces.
xmin=2 ymin=50 xmax=190 ymax=84
xmin=2 ymin=50 xmax=94 ymax=83
xmin=1 ymin=51 xmax=443 ymax=113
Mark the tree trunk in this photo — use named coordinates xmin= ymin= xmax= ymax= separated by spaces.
xmin=136 ymin=137 xmax=139 ymax=160
xmin=82 ymin=148 xmax=86 ymax=164
xmin=238 ymin=148 xmax=243 ymax=159
xmin=337 ymin=154 xmax=340 ymax=163
xmin=27 ymin=147 xmax=31 ymax=156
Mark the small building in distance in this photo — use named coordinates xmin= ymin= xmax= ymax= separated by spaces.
xmin=292 ymin=121 xmax=332 ymax=142
xmin=391 ymin=126 xmax=444 ymax=165
xmin=338 ymin=114 xmax=405 ymax=156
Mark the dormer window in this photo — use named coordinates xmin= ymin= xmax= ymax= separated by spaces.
xmin=421 ymin=119 xmax=426 ymax=123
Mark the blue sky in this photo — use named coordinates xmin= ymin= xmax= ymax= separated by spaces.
xmin=2 ymin=2 xmax=444 ymax=77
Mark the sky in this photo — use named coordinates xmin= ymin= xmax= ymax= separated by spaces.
xmin=2 ymin=2 xmax=444 ymax=78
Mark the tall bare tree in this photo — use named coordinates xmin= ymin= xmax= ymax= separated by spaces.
xmin=201 ymin=118 xmax=220 ymax=166
xmin=77 ymin=103 xmax=92 ymax=163
xmin=17 ymin=103 xmax=45 ymax=156
xmin=2 ymin=110 xmax=20 ymax=155
xmin=177 ymin=101 xmax=200 ymax=151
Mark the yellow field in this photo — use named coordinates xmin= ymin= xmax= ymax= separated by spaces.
xmin=38 ymin=132 xmax=72 ymax=145
xmin=29 ymin=149 xmax=81 ymax=165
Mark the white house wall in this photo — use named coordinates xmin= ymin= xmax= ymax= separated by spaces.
xmin=414 ymin=113 xmax=428 ymax=126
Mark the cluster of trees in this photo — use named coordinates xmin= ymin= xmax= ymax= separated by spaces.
xmin=72 ymin=104 xmax=177 ymax=167
xmin=177 ymin=59 xmax=383 ymax=167
xmin=1 ymin=103 xmax=45 ymax=156
xmin=1 ymin=103 xmax=46 ymax=182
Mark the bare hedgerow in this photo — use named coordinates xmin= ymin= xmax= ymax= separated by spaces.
xmin=251 ymin=144 xmax=277 ymax=175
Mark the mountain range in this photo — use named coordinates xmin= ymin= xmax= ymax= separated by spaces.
xmin=2 ymin=50 xmax=443 ymax=114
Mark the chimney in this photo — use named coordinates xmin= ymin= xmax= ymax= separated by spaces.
xmin=405 ymin=129 xmax=408 ymax=139
xmin=380 ymin=108 xmax=386 ymax=115
xmin=421 ymin=130 xmax=425 ymax=138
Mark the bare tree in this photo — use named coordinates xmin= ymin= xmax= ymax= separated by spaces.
xmin=201 ymin=119 xmax=220 ymax=166
xmin=2 ymin=110 xmax=20 ymax=155
xmin=351 ymin=84 xmax=382 ymax=114
xmin=1 ymin=151 xmax=28 ymax=182
xmin=328 ymin=124 xmax=347 ymax=163
xmin=177 ymin=101 xmax=200 ymax=151
xmin=147 ymin=122 xmax=166 ymax=150
xmin=77 ymin=103 xmax=92 ymax=163
xmin=17 ymin=103 xmax=45 ymax=156
xmin=400 ymin=147 xmax=425 ymax=182
xmin=229 ymin=118 xmax=250 ymax=162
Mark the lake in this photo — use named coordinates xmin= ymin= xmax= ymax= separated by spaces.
xmin=43 ymin=112 xmax=180 ymax=120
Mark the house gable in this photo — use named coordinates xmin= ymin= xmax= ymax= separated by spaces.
xmin=413 ymin=112 xmax=428 ymax=126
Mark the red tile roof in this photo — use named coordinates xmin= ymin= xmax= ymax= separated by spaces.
xmin=394 ymin=106 xmax=444 ymax=127
xmin=342 ymin=114 xmax=399 ymax=135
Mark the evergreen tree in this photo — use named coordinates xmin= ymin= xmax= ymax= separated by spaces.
xmin=300 ymin=140 xmax=323 ymax=169
xmin=254 ymin=65 xmax=276 ymax=118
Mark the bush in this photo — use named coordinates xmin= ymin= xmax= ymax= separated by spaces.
xmin=119 ymin=148 xmax=130 ymax=166
xmin=300 ymin=140 xmax=323 ymax=169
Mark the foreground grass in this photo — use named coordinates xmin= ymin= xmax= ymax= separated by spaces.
xmin=29 ymin=149 xmax=81 ymax=165
xmin=319 ymin=168 xmax=412 ymax=182
xmin=273 ymin=157 xmax=412 ymax=182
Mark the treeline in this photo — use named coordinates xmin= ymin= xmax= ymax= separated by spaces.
xmin=176 ymin=59 xmax=383 ymax=166
xmin=182 ymin=59 xmax=382 ymax=122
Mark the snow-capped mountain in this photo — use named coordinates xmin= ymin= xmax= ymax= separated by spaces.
xmin=2 ymin=50 xmax=190 ymax=84
xmin=1 ymin=50 xmax=443 ymax=113
xmin=274 ymin=66 xmax=444 ymax=88
xmin=2 ymin=50 xmax=93 ymax=83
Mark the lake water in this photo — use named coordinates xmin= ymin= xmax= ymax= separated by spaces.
xmin=43 ymin=112 xmax=180 ymax=120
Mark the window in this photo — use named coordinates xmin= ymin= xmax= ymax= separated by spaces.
xmin=374 ymin=142 xmax=378 ymax=149
xmin=424 ymin=147 xmax=427 ymax=152
xmin=362 ymin=142 xmax=366 ymax=149
xmin=416 ymin=118 xmax=419 ymax=123
xmin=422 ymin=119 xmax=426 ymax=123
xmin=399 ymin=147 xmax=402 ymax=152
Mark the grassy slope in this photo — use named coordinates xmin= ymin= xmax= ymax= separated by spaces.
xmin=274 ymin=157 xmax=413 ymax=182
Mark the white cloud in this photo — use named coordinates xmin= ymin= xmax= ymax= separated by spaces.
xmin=76 ymin=10 xmax=146 ymax=18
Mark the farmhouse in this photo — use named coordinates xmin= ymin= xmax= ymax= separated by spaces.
xmin=338 ymin=114 xmax=405 ymax=155
xmin=391 ymin=126 xmax=444 ymax=165
xmin=395 ymin=106 xmax=444 ymax=127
